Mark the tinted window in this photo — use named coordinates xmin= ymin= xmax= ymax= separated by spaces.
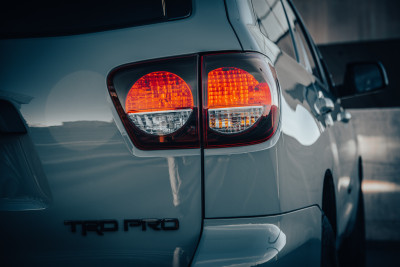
xmin=252 ymin=0 xmax=297 ymax=59
xmin=0 ymin=0 xmax=192 ymax=38
xmin=282 ymin=0 xmax=321 ymax=80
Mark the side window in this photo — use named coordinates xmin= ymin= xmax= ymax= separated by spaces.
xmin=251 ymin=0 xmax=297 ymax=60
xmin=282 ymin=0 xmax=322 ymax=80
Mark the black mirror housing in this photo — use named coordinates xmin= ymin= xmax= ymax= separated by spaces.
xmin=336 ymin=61 xmax=389 ymax=97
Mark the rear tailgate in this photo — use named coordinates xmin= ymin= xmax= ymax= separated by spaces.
xmin=0 ymin=0 xmax=241 ymax=265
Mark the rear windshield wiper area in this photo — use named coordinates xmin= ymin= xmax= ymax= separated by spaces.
xmin=0 ymin=0 xmax=192 ymax=39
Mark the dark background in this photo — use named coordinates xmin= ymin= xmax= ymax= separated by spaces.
xmin=294 ymin=0 xmax=400 ymax=109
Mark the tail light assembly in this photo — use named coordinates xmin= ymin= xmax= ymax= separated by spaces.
xmin=107 ymin=52 xmax=280 ymax=151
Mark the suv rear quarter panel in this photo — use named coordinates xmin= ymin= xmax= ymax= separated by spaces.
xmin=224 ymin=0 xmax=360 ymax=240
xmin=221 ymin=0 xmax=335 ymax=215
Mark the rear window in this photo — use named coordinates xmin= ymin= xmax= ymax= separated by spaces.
xmin=0 ymin=0 xmax=192 ymax=39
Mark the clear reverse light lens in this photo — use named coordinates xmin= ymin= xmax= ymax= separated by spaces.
xmin=128 ymin=109 xmax=192 ymax=135
xmin=209 ymin=106 xmax=264 ymax=134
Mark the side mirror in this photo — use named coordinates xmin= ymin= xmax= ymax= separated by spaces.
xmin=336 ymin=62 xmax=389 ymax=97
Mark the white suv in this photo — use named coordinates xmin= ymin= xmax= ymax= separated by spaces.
xmin=0 ymin=0 xmax=387 ymax=266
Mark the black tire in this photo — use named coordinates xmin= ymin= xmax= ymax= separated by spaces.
xmin=338 ymin=191 xmax=366 ymax=267
xmin=321 ymin=213 xmax=339 ymax=267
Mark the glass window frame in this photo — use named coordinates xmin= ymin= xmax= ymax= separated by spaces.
xmin=281 ymin=0 xmax=330 ymax=89
xmin=251 ymin=0 xmax=297 ymax=60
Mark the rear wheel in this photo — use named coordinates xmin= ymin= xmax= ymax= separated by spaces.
xmin=338 ymin=191 xmax=366 ymax=267
xmin=321 ymin=172 xmax=339 ymax=267
xmin=321 ymin=213 xmax=339 ymax=267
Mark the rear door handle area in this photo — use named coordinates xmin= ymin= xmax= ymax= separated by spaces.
xmin=338 ymin=109 xmax=352 ymax=123
xmin=314 ymin=97 xmax=334 ymax=115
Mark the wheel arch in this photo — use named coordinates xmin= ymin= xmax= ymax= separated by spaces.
xmin=358 ymin=156 xmax=364 ymax=182
xmin=322 ymin=169 xmax=337 ymax=237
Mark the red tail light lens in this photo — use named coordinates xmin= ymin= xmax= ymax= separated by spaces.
xmin=126 ymin=71 xmax=193 ymax=113
xmin=125 ymin=71 xmax=194 ymax=135
xmin=203 ymin=53 xmax=280 ymax=148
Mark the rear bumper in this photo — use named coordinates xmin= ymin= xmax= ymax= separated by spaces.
xmin=191 ymin=205 xmax=322 ymax=266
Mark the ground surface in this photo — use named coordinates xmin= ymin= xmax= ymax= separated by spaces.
xmin=366 ymin=241 xmax=400 ymax=267
xmin=351 ymin=109 xmax=400 ymax=267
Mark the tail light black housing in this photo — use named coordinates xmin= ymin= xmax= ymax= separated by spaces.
xmin=107 ymin=55 xmax=200 ymax=150
xmin=202 ymin=53 xmax=280 ymax=148
xmin=107 ymin=52 xmax=280 ymax=151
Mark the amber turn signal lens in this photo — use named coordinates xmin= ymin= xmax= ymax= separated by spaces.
xmin=207 ymin=67 xmax=271 ymax=109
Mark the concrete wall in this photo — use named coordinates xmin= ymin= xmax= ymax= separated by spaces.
xmin=293 ymin=0 xmax=400 ymax=44
xmin=350 ymin=108 xmax=400 ymax=241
